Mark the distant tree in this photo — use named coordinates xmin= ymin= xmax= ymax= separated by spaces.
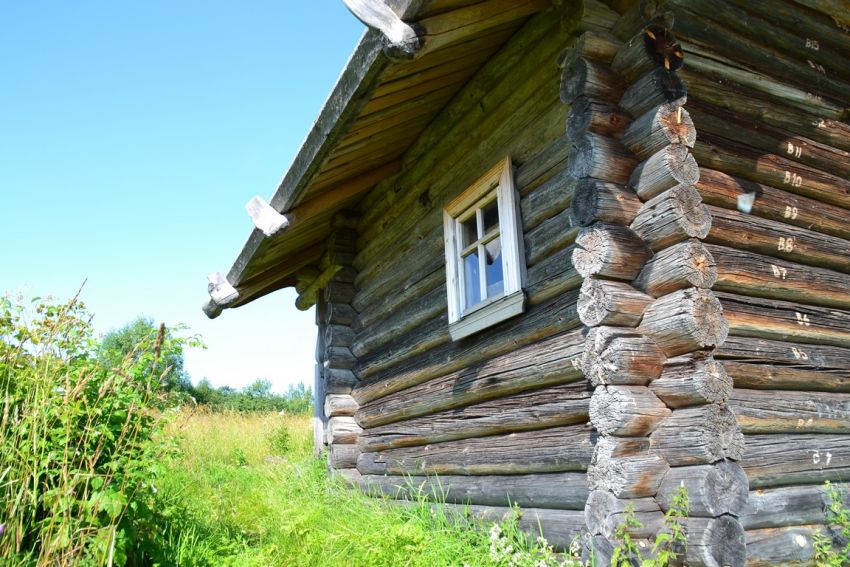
xmin=243 ymin=379 xmax=273 ymax=399
xmin=99 ymin=316 xmax=191 ymax=392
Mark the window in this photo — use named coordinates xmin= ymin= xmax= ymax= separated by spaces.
xmin=443 ymin=157 xmax=526 ymax=341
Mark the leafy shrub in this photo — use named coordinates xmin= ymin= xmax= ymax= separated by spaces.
xmin=191 ymin=379 xmax=313 ymax=414
xmin=0 ymin=294 xmax=194 ymax=565
xmin=267 ymin=424 xmax=293 ymax=456
xmin=813 ymin=481 xmax=850 ymax=566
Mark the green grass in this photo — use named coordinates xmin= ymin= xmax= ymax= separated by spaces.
xmin=154 ymin=410 xmax=574 ymax=567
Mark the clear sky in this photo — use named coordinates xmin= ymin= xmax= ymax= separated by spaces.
xmin=1 ymin=2 xmax=365 ymax=392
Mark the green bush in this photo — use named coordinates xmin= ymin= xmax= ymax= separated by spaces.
xmin=0 ymin=294 xmax=194 ymax=565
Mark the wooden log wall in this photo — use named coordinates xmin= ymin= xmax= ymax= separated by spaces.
xmin=341 ymin=3 xmax=623 ymax=549
xmin=612 ymin=1 xmax=850 ymax=565
xmin=576 ymin=5 xmax=753 ymax=564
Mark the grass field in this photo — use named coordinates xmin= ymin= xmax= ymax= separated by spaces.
xmin=156 ymin=410 xmax=566 ymax=566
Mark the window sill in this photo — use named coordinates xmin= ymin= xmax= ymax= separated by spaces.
xmin=448 ymin=290 xmax=525 ymax=341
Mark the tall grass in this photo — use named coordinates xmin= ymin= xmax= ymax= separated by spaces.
xmin=0 ymin=294 xmax=186 ymax=565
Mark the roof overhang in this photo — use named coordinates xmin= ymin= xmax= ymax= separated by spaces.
xmin=203 ymin=0 xmax=553 ymax=318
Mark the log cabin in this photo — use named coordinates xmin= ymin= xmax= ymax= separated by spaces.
xmin=202 ymin=1 xmax=850 ymax=564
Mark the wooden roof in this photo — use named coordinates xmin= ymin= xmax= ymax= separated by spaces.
xmin=204 ymin=0 xmax=551 ymax=317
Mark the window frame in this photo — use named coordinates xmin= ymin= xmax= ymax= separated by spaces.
xmin=443 ymin=157 xmax=526 ymax=341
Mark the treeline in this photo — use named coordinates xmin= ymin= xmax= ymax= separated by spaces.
xmin=188 ymin=379 xmax=313 ymax=414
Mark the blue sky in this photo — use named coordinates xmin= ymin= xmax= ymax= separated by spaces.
xmin=1 ymin=2 xmax=365 ymax=391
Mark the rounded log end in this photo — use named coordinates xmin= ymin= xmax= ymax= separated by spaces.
xmin=686 ymin=515 xmax=746 ymax=567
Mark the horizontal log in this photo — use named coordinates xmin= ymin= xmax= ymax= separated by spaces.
xmin=355 ymin=471 xmax=590 ymax=510
xmin=731 ymin=388 xmax=850 ymax=434
xmin=724 ymin=362 xmax=850 ymax=394
xmin=708 ymin=244 xmax=850 ymax=310
xmin=357 ymin=424 xmax=594 ymax=476
xmin=327 ymin=416 xmax=362 ymax=444
xmin=558 ymin=29 xmax=622 ymax=69
xmin=692 ymin=138 xmax=850 ymax=210
xmin=358 ymin=381 xmax=591 ymax=452
xmin=718 ymin=291 xmax=850 ymax=349
xmin=569 ymin=132 xmax=638 ymax=184
xmin=715 ymin=336 xmax=850 ymax=373
xmin=572 ymin=222 xmax=650 ymax=280
xmin=744 ymin=525 xmax=824 ymax=567
xmin=696 ymin=167 xmax=850 ymax=242
xmin=683 ymin=516 xmax=746 ymax=567
xmin=633 ymin=238 xmax=717 ymax=298
xmin=520 ymin=166 xmax=577 ymax=233
xmin=620 ymin=102 xmax=696 ymax=160
xmin=567 ymin=96 xmax=630 ymax=140
xmin=629 ymin=147 xmax=699 ymax=201
xmin=577 ymin=277 xmax=653 ymax=327
xmin=356 ymin=328 xmax=585 ymax=428
xmin=638 ymin=287 xmax=728 ymax=357
xmin=619 ymin=68 xmax=687 ymax=118
xmin=650 ymin=351 xmax=733 ymax=408
xmin=629 ymin=184 xmax=712 ymax=251
xmin=325 ymin=324 xmax=355 ymax=348
xmin=656 ymin=460 xmax=749 ymax=517
xmin=325 ymin=302 xmax=357 ymax=326
xmin=581 ymin=326 xmax=665 ymax=386
xmin=649 ymin=403 xmax=744 ymax=465
xmin=325 ymin=346 xmax=356 ymax=370
xmin=524 ymin=208 xmax=579 ymax=267
xmin=324 ymin=394 xmax=359 ymax=417
xmin=742 ymin=482 xmax=850 ymax=530
xmin=324 ymin=368 xmax=358 ymax=394
xmin=571 ymin=179 xmax=642 ymax=227
xmin=585 ymin=491 xmax=664 ymax=539
xmin=742 ymin=433 xmax=850 ymax=489
xmin=588 ymin=436 xmax=669 ymax=498
xmin=590 ymin=385 xmax=670 ymax=436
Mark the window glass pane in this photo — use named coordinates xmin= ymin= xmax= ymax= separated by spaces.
xmin=461 ymin=216 xmax=478 ymax=249
xmin=464 ymin=250 xmax=481 ymax=308
xmin=482 ymin=199 xmax=499 ymax=234
xmin=484 ymin=237 xmax=504 ymax=298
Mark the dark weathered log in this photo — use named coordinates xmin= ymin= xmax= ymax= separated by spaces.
xmin=325 ymin=346 xmax=356 ymax=370
xmin=731 ymin=388 xmax=850 ymax=434
xmin=324 ymin=281 xmax=356 ymax=305
xmin=639 ymin=288 xmax=728 ymax=357
xmin=324 ymin=368 xmax=358 ymax=394
xmin=329 ymin=443 xmax=359 ymax=469
xmin=526 ymin=244 xmax=583 ymax=304
xmin=609 ymin=29 xmax=654 ymax=84
xmin=709 ymin=244 xmax=850 ymax=310
xmin=325 ymin=324 xmax=355 ymax=348
xmin=696 ymin=167 xmax=850 ymax=241
xmin=356 ymin=471 xmax=590 ymax=510
xmin=619 ymin=69 xmax=686 ymax=118
xmin=630 ymin=184 xmax=712 ymax=251
xmin=327 ymin=416 xmax=362 ymax=444
xmin=724 ymin=362 xmax=850 ymax=394
xmin=585 ymin=491 xmax=664 ymax=539
xmin=358 ymin=382 xmax=590 ymax=451
xmin=634 ymin=239 xmax=717 ymax=298
xmin=572 ymin=223 xmax=650 ymax=280
xmin=689 ymin=102 xmax=850 ymax=181
xmin=524 ymin=209 xmax=579 ymax=267
xmin=621 ymin=103 xmax=696 ymax=160
xmin=520 ymin=167 xmax=577 ymax=232
xmin=745 ymin=525 xmax=824 ymax=567
xmin=649 ymin=404 xmax=744 ymax=466
xmin=590 ymin=385 xmax=670 ymax=436
xmin=572 ymin=179 xmax=642 ymax=227
xmin=656 ymin=460 xmax=749 ymax=517
xmin=683 ymin=516 xmax=746 ymax=567
xmin=577 ymin=277 xmax=653 ymax=327
xmin=355 ymin=267 xmax=442 ymax=330
xmin=718 ymin=291 xmax=850 ymax=349
xmin=560 ymin=57 xmax=625 ymax=104
xmin=325 ymin=302 xmax=357 ymax=326
xmin=742 ymin=434 xmax=850 ymax=489
xmin=588 ymin=436 xmax=669 ymax=498
xmin=581 ymin=326 xmax=665 ymax=386
xmin=515 ymin=132 xmax=570 ymax=198
xmin=569 ymin=133 xmax=638 ymax=184
xmin=567 ymin=96 xmax=630 ymax=140
xmin=650 ymin=351 xmax=732 ymax=408
xmin=692 ymin=138 xmax=850 ymax=210
xmin=562 ymin=0 xmax=620 ymax=34
xmin=743 ymin=482 xmax=850 ymax=530
xmin=629 ymin=147 xmax=700 ymax=201
xmin=558 ymin=29 xmax=622 ymax=69
xmin=356 ymin=328 xmax=585 ymax=427
xmin=679 ymin=65 xmax=850 ymax=153
xmin=324 ymin=394 xmax=359 ymax=417
xmin=357 ymin=424 xmax=594 ymax=476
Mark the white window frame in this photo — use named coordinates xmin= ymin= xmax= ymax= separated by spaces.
xmin=443 ymin=157 xmax=526 ymax=341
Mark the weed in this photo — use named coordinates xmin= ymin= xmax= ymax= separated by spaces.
xmin=813 ymin=481 xmax=850 ymax=566
xmin=610 ymin=486 xmax=689 ymax=567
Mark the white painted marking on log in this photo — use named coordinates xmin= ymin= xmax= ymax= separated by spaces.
xmin=805 ymin=38 xmax=820 ymax=50
xmin=778 ymin=236 xmax=796 ymax=253
xmin=813 ymin=118 xmax=827 ymax=129
xmin=791 ymin=347 xmax=809 ymax=360
xmin=826 ymin=452 xmax=833 ymax=465
xmin=813 ymin=450 xmax=820 ymax=464
xmin=770 ymin=264 xmax=788 ymax=280
xmin=786 ymin=142 xmax=803 ymax=159
xmin=795 ymin=312 xmax=811 ymax=326
xmin=807 ymin=60 xmax=827 ymax=75
xmin=794 ymin=534 xmax=808 ymax=547
xmin=737 ymin=191 xmax=757 ymax=213
xmin=783 ymin=171 xmax=803 ymax=187
xmin=783 ymin=205 xmax=799 ymax=219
